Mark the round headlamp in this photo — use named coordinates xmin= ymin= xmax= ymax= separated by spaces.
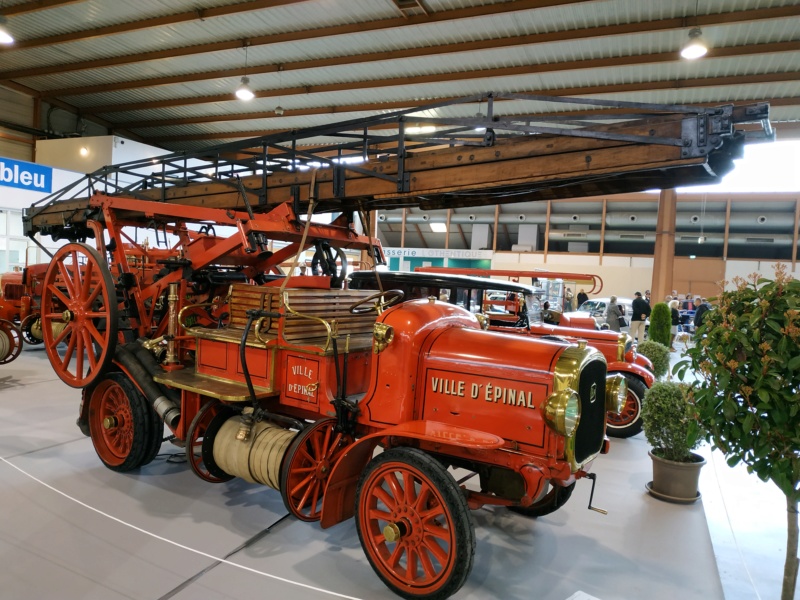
xmin=605 ymin=373 xmax=628 ymax=414
xmin=543 ymin=389 xmax=581 ymax=437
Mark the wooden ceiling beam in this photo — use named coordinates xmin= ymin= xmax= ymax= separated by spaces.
xmin=5 ymin=5 xmax=796 ymax=84
xmin=79 ymin=43 xmax=800 ymax=115
xmin=0 ymin=78 xmax=149 ymax=142
xmin=2 ymin=0 xmax=310 ymax=49
xmin=0 ymin=0 xmax=594 ymax=77
xmin=2 ymin=0 xmax=85 ymax=16
xmin=134 ymin=73 xmax=799 ymax=143
xmin=42 ymin=23 xmax=800 ymax=98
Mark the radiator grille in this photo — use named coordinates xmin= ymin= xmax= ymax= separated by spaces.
xmin=574 ymin=360 xmax=607 ymax=463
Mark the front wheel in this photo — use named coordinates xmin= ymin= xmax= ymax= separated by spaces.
xmin=508 ymin=481 xmax=576 ymax=518
xmin=606 ymin=373 xmax=647 ymax=438
xmin=356 ymin=447 xmax=475 ymax=600
xmin=280 ymin=418 xmax=352 ymax=522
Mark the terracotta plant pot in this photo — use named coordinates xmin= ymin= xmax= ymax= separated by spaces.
xmin=647 ymin=450 xmax=706 ymax=504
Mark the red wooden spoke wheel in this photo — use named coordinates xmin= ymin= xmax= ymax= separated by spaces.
xmin=88 ymin=372 xmax=162 ymax=472
xmin=280 ymin=418 xmax=353 ymax=522
xmin=41 ymin=243 xmax=118 ymax=388
xmin=0 ymin=319 xmax=22 ymax=364
xmin=355 ymin=447 xmax=475 ymax=600
xmin=605 ymin=373 xmax=646 ymax=439
xmin=186 ymin=400 xmax=236 ymax=483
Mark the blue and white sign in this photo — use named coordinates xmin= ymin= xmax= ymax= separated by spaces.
xmin=0 ymin=157 xmax=52 ymax=193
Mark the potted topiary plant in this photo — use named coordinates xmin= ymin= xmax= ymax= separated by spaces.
xmin=636 ymin=340 xmax=670 ymax=380
xmin=640 ymin=381 xmax=705 ymax=503
xmin=675 ymin=265 xmax=800 ymax=600
xmin=648 ymin=301 xmax=671 ymax=347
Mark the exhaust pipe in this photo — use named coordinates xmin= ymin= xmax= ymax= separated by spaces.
xmin=114 ymin=345 xmax=181 ymax=429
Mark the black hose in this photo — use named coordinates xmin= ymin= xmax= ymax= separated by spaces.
xmin=128 ymin=343 xmax=180 ymax=404
xmin=114 ymin=345 xmax=181 ymax=429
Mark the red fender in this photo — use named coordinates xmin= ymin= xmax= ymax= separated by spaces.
xmin=319 ymin=420 xmax=504 ymax=528
xmin=607 ymin=361 xmax=655 ymax=388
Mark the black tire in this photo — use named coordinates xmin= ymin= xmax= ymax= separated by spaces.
xmin=509 ymin=481 xmax=576 ymax=518
xmin=355 ymin=447 xmax=475 ymax=600
xmin=87 ymin=372 xmax=159 ymax=472
xmin=606 ymin=373 xmax=647 ymax=439
xmin=141 ymin=400 xmax=164 ymax=467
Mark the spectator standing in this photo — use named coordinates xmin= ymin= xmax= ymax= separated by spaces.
xmin=564 ymin=288 xmax=574 ymax=311
xmin=682 ymin=294 xmax=694 ymax=311
xmin=577 ymin=289 xmax=589 ymax=308
xmin=606 ymin=295 xmax=623 ymax=332
xmin=644 ymin=290 xmax=651 ymax=305
xmin=693 ymin=298 xmax=712 ymax=332
xmin=668 ymin=299 xmax=681 ymax=351
xmin=630 ymin=291 xmax=650 ymax=344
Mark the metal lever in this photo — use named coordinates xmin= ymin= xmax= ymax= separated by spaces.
xmin=585 ymin=473 xmax=608 ymax=515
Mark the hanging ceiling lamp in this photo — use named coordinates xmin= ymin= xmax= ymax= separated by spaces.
xmin=680 ymin=27 xmax=708 ymax=59
xmin=236 ymin=76 xmax=255 ymax=101
xmin=0 ymin=15 xmax=14 ymax=45
xmin=235 ymin=41 xmax=255 ymax=101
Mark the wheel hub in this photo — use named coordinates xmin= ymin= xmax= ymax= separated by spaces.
xmin=383 ymin=521 xmax=408 ymax=542
xmin=103 ymin=416 xmax=119 ymax=429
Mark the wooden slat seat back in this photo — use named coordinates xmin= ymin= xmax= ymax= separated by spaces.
xmin=228 ymin=284 xmax=379 ymax=351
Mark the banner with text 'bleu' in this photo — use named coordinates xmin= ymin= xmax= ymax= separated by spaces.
xmin=0 ymin=157 xmax=52 ymax=193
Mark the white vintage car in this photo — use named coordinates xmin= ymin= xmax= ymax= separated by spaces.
xmin=563 ymin=297 xmax=635 ymax=330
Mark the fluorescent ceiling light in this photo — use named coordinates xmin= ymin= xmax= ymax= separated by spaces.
xmin=680 ymin=28 xmax=708 ymax=60
xmin=406 ymin=125 xmax=436 ymax=135
xmin=430 ymin=222 xmax=448 ymax=233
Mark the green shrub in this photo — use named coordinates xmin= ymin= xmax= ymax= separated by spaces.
xmin=648 ymin=302 xmax=671 ymax=346
xmin=637 ymin=340 xmax=670 ymax=380
xmin=640 ymin=381 xmax=703 ymax=462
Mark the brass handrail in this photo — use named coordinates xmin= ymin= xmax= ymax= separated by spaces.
xmin=282 ymin=291 xmax=334 ymax=352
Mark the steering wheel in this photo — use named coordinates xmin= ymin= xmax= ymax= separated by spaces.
xmin=349 ymin=290 xmax=405 ymax=315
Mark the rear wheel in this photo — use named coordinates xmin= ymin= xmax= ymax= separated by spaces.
xmin=88 ymin=372 xmax=161 ymax=472
xmin=186 ymin=400 xmax=236 ymax=482
xmin=0 ymin=319 xmax=22 ymax=364
xmin=509 ymin=481 xmax=576 ymax=518
xmin=20 ymin=314 xmax=44 ymax=345
xmin=356 ymin=447 xmax=475 ymax=600
xmin=606 ymin=373 xmax=647 ymax=438
xmin=280 ymin=418 xmax=352 ymax=522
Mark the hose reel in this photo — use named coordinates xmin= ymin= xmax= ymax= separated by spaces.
xmin=212 ymin=417 xmax=298 ymax=489
xmin=0 ymin=319 xmax=22 ymax=364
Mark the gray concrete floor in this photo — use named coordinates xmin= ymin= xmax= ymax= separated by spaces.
xmin=0 ymin=346 xmax=789 ymax=600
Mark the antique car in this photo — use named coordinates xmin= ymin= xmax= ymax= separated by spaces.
xmin=348 ymin=270 xmax=654 ymax=438
xmin=563 ymin=296 xmax=636 ymax=331
xmin=22 ymin=92 xmax=768 ymax=598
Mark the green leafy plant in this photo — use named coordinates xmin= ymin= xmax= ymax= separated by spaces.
xmin=640 ymin=381 xmax=703 ymax=462
xmin=675 ymin=265 xmax=800 ymax=600
xmin=637 ymin=340 xmax=670 ymax=380
xmin=648 ymin=302 xmax=671 ymax=346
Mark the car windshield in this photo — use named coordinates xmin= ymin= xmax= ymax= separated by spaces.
xmin=578 ymin=300 xmax=604 ymax=313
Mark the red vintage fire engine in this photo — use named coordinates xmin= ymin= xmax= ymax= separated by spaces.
xmin=22 ymin=93 xmax=770 ymax=599
xmin=348 ymin=269 xmax=654 ymax=438
xmin=0 ymin=263 xmax=48 ymax=363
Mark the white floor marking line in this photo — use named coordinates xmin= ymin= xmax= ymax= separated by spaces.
xmin=0 ymin=457 xmax=364 ymax=600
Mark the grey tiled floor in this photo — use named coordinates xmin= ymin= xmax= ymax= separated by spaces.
xmin=0 ymin=346 xmax=788 ymax=600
